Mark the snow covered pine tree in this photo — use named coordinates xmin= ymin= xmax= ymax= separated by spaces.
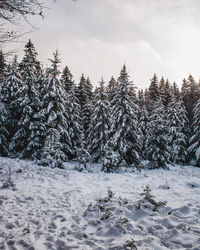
xmin=10 ymin=40 xmax=44 ymax=159
xmin=38 ymin=51 xmax=68 ymax=168
xmin=103 ymin=65 xmax=142 ymax=172
xmin=189 ymin=99 xmax=200 ymax=167
xmin=146 ymin=102 xmax=170 ymax=169
xmin=87 ymin=78 xmax=110 ymax=162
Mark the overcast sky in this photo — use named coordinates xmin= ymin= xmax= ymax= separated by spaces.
xmin=8 ymin=0 xmax=200 ymax=89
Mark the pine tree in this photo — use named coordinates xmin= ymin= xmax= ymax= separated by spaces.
xmin=158 ymin=76 xmax=165 ymax=100
xmin=60 ymin=67 xmax=84 ymax=159
xmin=103 ymin=65 xmax=142 ymax=172
xmin=148 ymin=73 xmax=159 ymax=102
xmin=0 ymin=102 xmax=10 ymax=156
xmin=38 ymin=51 xmax=68 ymax=166
xmin=162 ymin=79 xmax=172 ymax=106
xmin=0 ymin=56 xmax=23 ymax=149
xmin=86 ymin=77 xmax=93 ymax=98
xmin=87 ymin=78 xmax=110 ymax=162
xmin=1 ymin=56 xmax=21 ymax=113
xmin=181 ymin=78 xmax=189 ymax=96
xmin=84 ymin=77 xmax=93 ymax=136
xmin=138 ymin=107 xmax=150 ymax=160
xmin=137 ymin=89 xmax=150 ymax=160
xmin=175 ymin=99 xmax=190 ymax=163
xmin=61 ymin=65 xmax=75 ymax=92
xmin=76 ymin=74 xmax=87 ymax=107
xmin=128 ymin=78 xmax=137 ymax=104
xmin=144 ymin=88 xmax=149 ymax=109
xmin=181 ymin=75 xmax=199 ymax=124
xmin=0 ymin=55 xmax=22 ymax=105
xmin=171 ymin=82 xmax=180 ymax=100
xmin=137 ymin=89 xmax=145 ymax=108
xmin=158 ymin=77 xmax=172 ymax=106
xmin=64 ymin=86 xmax=84 ymax=160
xmin=0 ymin=50 xmax=7 ymax=83
xmin=10 ymin=41 xmax=43 ymax=159
xmin=145 ymin=73 xmax=160 ymax=112
xmin=19 ymin=39 xmax=42 ymax=79
xmin=146 ymin=102 xmax=170 ymax=169
xmin=106 ymin=75 xmax=117 ymax=102
xmin=167 ymin=98 xmax=189 ymax=164
xmin=76 ymin=74 xmax=93 ymax=138
xmin=189 ymin=99 xmax=200 ymax=167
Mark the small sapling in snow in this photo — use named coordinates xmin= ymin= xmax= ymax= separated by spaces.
xmin=2 ymin=166 xmax=16 ymax=191
xmin=136 ymin=185 xmax=167 ymax=211
xmin=123 ymin=238 xmax=137 ymax=250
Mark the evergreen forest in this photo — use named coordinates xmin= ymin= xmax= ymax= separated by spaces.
xmin=0 ymin=40 xmax=200 ymax=172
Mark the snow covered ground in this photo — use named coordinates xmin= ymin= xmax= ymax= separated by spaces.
xmin=0 ymin=157 xmax=200 ymax=250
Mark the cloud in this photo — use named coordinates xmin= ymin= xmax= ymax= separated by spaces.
xmin=7 ymin=0 xmax=200 ymax=88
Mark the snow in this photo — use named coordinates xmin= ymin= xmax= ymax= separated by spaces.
xmin=0 ymin=157 xmax=200 ymax=250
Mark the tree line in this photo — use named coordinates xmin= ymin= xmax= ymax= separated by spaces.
xmin=0 ymin=40 xmax=200 ymax=172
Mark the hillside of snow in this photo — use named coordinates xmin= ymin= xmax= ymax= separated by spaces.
xmin=0 ymin=157 xmax=200 ymax=250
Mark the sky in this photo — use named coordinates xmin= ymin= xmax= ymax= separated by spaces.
xmin=6 ymin=0 xmax=200 ymax=89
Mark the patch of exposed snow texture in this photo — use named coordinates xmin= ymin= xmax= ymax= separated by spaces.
xmin=0 ymin=157 xmax=200 ymax=250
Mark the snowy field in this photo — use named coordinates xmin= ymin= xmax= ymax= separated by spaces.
xmin=0 ymin=157 xmax=200 ymax=250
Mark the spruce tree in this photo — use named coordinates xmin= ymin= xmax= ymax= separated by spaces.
xmin=76 ymin=74 xmax=87 ymax=107
xmin=0 ymin=102 xmax=10 ymax=156
xmin=103 ymin=65 xmax=141 ymax=172
xmin=138 ymin=107 xmax=150 ymax=160
xmin=0 ymin=56 xmax=23 ymax=150
xmin=87 ymin=78 xmax=110 ymax=162
xmin=86 ymin=77 xmax=93 ymax=97
xmin=60 ymin=67 xmax=84 ymax=159
xmin=158 ymin=77 xmax=172 ymax=106
xmin=38 ymin=51 xmax=68 ymax=167
xmin=61 ymin=65 xmax=75 ymax=92
xmin=137 ymin=89 xmax=145 ymax=108
xmin=84 ymin=77 xmax=93 ymax=136
xmin=148 ymin=73 xmax=159 ymax=102
xmin=181 ymin=78 xmax=189 ymax=96
xmin=0 ymin=55 xmax=22 ymax=105
xmin=0 ymin=50 xmax=7 ymax=83
xmin=189 ymin=99 xmax=200 ymax=167
xmin=146 ymin=102 xmax=170 ymax=169
xmin=76 ymin=74 xmax=93 ymax=138
xmin=158 ymin=76 xmax=165 ymax=100
xmin=181 ymin=75 xmax=199 ymax=124
xmin=171 ymin=82 xmax=180 ymax=100
xmin=64 ymin=86 xmax=84 ymax=160
xmin=25 ymin=103 xmax=46 ymax=160
xmin=167 ymin=98 xmax=189 ymax=164
xmin=162 ymin=79 xmax=172 ymax=106
xmin=144 ymin=88 xmax=149 ymax=109
xmin=19 ymin=39 xmax=42 ymax=79
xmin=146 ymin=73 xmax=159 ymax=112
xmin=106 ymin=75 xmax=117 ymax=102
xmin=10 ymin=41 xmax=43 ymax=158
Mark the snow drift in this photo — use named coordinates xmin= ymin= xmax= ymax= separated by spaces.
xmin=0 ymin=157 xmax=200 ymax=249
